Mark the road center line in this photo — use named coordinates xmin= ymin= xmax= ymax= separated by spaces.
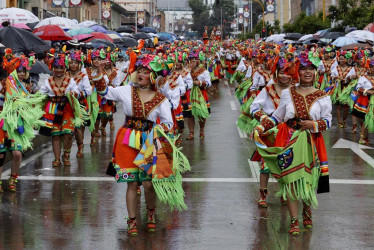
xmin=4 ymin=175 xmax=374 ymax=185
xmin=230 ymin=101 xmax=237 ymax=110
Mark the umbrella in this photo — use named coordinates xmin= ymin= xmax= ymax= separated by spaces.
xmin=302 ymin=38 xmax=320 ymax=45
xmin=133 ymin=32 xmax=151 ymax=40
xmin=116 ymin=37 xmax=137 ymax=47
xmin=74 ymin=34 xmax=94 ymax=41
xmin=33 ymin=25 xmax=72 ymax=41
xmin=346 ymin=30 xmax=374 ymax=43
xmin=283 ymin=39 xmax=296 ymax=44
xmin=321 ymin=32 xmax=345 ymax=40
xmin=86 ymin=39 xmax=116 ymax=50
xmin=104 ymin=30 xmax=123 ymax=37
xmin=332 ymin=37 xmax=358 ymax=47
xmin=341 ymin=42 xmax=373 ymax=50
xmin=0 ymin=8 xmax=39 ymax=24
xmin=30 ymin=60 xmax=52 ymax=75
xmin=0 ymin=43 xmax=4 ymax=48
xmin=364 ymin=23 xmax=374 ymax=33
xmin=35 ymin=17 xmax=79 ymax=30
xmin=140 ymin=27 xmax=157 ymax=33
xmin=85 ymin=32 xmax=113 ymax=42
xmin=78 ymin=21 xmax=97 ymax=28
xmin=90 ymin=25 xmax=108 ymax=32
xmin=26 ymin=22 xmax=39 ymax=30
xmin=121 ymin=33 xmax=135 ymax=39
xmin=157 ymin=33 xmax=174 ymax=41
xmin=107 ymin=33 xmax=122 ymax=41
xmin=313 ymin=28 xmax=331 ymax=38
xmin=0 ymin=26 xmax=50 ymax=54
xmin=298 ymin=34 xmax=313 ymax=42
xmin=116 ymin=26 xmax=134 ymax=33
xmin=284 ymin=33 xmax=303 ymax=41
xmin=67 ymin=27 xmax=93 ymax=36
xmin=12 ymin=23 xmax=31 ymax=30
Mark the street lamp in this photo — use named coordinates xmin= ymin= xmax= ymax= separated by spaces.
xmin=253 ymin=0 xmax=265 ymax=29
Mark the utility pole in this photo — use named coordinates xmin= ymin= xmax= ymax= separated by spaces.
xmin=135 ymin=0 xmax=138 ymax=33
xmin=98 ymin=0 xmax=101 ymax=24
xmin=323 ymin=0 xmax=326 ymax=21
xmin=250 ymin=0 xmax=253 ymax=33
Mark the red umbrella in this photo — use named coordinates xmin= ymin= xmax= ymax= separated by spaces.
xmin=85 ymin=32 xmax=113 ymax=42
xmin=364 ymin=23 xmax=374 ymax=33
xmin=33 ymin=25 xmax=72 ymax=41
xmin=74 ymin=34 xmax=94 ymax=41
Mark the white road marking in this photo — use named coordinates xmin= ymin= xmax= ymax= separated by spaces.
xmin=235 ymin=121 xmax=247 ymax=138
xmin=230 ymin=101 xmax=237 ymax=110
xmin=3 ymin=176 xmax=374 ymax=185
xmin=333 ymin=138 xmax=374 ymax=168
xmin=2 ymin=145 xmax=53 ymax=178
xmin=226 ymin=88 xmax=231 ymax=96
xmin=248 ymin=159 xmax=259 ymax=181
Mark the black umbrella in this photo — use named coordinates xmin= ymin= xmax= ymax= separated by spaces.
xmin=321 ymin=32 xmax=345 ymax=40
xmin=140 ymin=27 xmax=157 ymax=33
xmin=86 ymin=39 xmax=116 ymax=50
xmin=0 ymin=26 xmax=50 ymax=54
xmin=284 ymin=33 xmax=303 ymax=41
xmin=115 ymin=37 xmax=137 ymax=47
xmin=26 ymin=22 xmax=39 ymax=31
xmin=115 ymin=26 xmax=134 ymax=33
xmin=133 ymin=32 xmax=151 ymax=40
xmin=30 ymin=60 xmax=52 ymax=75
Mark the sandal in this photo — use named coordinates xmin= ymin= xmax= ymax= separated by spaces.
xmin=93 ymin=130 xmax=101 ymax=137
xmin=289 ymin=217 xmax=300 ymax=236
xmin=199 ymin=130 xmax=205 ymax=139
xmin=90 ymin=134 xmax=97 ymax=146
xmin=99 ymin=127 xmax=106 ymax=136
xmin=76 ymin=144 xmax=84 ymax=158
xmin=258 ymin=188 xmax=268 ymax=208
xmin=127 ymin=217 xmax=138 ymax=236
xmin=8 ymin=174 xmax=18 ymax=192
xmin=52 ymin=159 xmax=61 ymax=168
xmin=359 ymin=134 xmax=369 ymax=145
xmin=338 ymin=120 xmax=346 ymax=128
xmin=63 ymin=150 xmax=71 ymax=167
xmin=186 ymin=132 xmax=194 ymax=140
xmin=109 ymin=121 xmax=115 ymax=131
xmin=146 ymin=207 xmax=156 ymax=232
xmin=351 ymin=124 xmax=358 ymax=134
xmin=302 ymin=208 xmax=313 ymax=229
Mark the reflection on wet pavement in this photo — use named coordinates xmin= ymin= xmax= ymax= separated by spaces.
xmin=1 ymin=81 xmax=374 ymax=249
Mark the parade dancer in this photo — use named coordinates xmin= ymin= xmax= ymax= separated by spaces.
xmin=185 ymin=51 xmax=212 ymax=140
xmin=250 ymin=57 xmax=292 ymax=207
xmin=67 ymin=51 xmax=92 ymax=158
xmin=0 ymin=51 xmax=44 ymax=191
xmin=254 ymin=52 xmax=331 ymax=236
xmin=39 ymin=54 xmax=81 ymax=167
xmin=93 ymin=54 xmax=190 ymax=236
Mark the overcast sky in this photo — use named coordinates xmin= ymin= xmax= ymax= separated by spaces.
xmin=156 ymin=0 xmax=191 ymax=9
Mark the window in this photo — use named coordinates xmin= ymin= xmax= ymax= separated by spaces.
xmin=32 ymin=7 xmax=38 ymax=18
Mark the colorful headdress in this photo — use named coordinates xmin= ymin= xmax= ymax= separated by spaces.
xmin=69 ymin=50 xmax=85 ymax=63
xmin=52 ymin=54 xmax=66 ymax=68
xmin=298 ymin=51 xmax=317 ymax=68
xmin=2 ymin=49 xmax=33 ymax=73
xmin=188 ymin=50 xmax=199 ymax=59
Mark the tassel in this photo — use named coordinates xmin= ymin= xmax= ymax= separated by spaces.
xmin=122 ymin=129 xmax=131 ymax=145
xmin=135 ymin=131 xmax=141 ymax=150
xmin=129 ymin=129 xmax=136 ymax=148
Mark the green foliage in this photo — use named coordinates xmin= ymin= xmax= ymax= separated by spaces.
xmin=282 ymin=12 xmax=330 ymax=34
xmin=328 ymin=0 xmax=374 ymax=30
xmin=188 ymin=0 xmax=211 ymax=36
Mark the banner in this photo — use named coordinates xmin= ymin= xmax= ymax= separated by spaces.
xmin=243 ymin=4 xmax=249 ymax=18
xmin=137 ymin=11 xmax=145 ymax=25
xmin=102 ymin=1 xmax=111 ymax=19
xmin=152 ymin=17 xmax=160 ymax=28
xmin=266 ymin=0 xmax=275 ymax=13
xmin=70 ymin=0 xmax=82 ymax=6
xmin=52 ymin=0 xmax=65 ymax=7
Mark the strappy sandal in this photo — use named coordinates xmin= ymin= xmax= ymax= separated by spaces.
xmin=126 ymin=217 xmax=138 ymax=236
xmin=8 ymin=174 xmax=18 ymax=192
xmin=351 ymin=124 xmax=358 ymax=134
xmin=76 ymin=144 xmax=84 ymax=158
xmin=52 ymin=159 xmax=61 ymax=168
xmin=63 ymin=150 xmax=71 ymax=167
xmin=90 ymin=134 xmax=97 ymax=146
xmin=109 ymin=121 xmax=115 ymax=130
xmin=186 ymin=132 xmax=194 ymax=140
xmin=289 ymin=217 xmax=300 ymax=236
xmin=99 ymin=127 xmax=106 ymax=136
xmin=258 ymin=188 xmax=268 ymax=208
xmin=359 ymin=134 xmax=369 ymax=145
xmin=146 ymin=207 xmax=156 ymax=232
xmin=302 ymin=208 xmax=313 ymax=229
xmin=199 ymin=130 xmax=205 ymax=139
xmin=339 ymin=120 xmax=346 ymax=128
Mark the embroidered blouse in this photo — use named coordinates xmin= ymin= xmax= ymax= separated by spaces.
xmin=39 ymin=76 xmax=79 ymax=97
xmin=261 ymin=86 xmax=332 ymax=133
xmin=250 ymin=82 xmax=281 ymax=121
xmin=69 ymin=72 xmax=92 ymax=98
xmin=356 ymin=75 xmax=374 ymax=94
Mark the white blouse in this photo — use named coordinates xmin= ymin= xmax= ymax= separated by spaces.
xmin=183 ymin=72 xmax=193 ymax=91
xmin=250 ymin=71 xmax=266 ymax=91
xmin=236 ymin=58 xmax=247 ymax=72
xmin=331 ymin=66 xmax=356 ymax=79
xmin=357 ymin=75 xmax=374 ymax=90
xmin=245 ymin=65 xmax=253 ymax=78
xmin=100 ymin=84 xmax=173 ymax=129
xmin=39 ymin=77 xmax=79 ymax=97
xmin=250 ymin=83 xmax=278 ymax=116
xmin=75 ymin=75 xmax=92 ymax=97
xmin=82 ymin=68 xmax=109 ymax=85
xmin=196 ymin=70 xmax=212 ymax=87
xmin=271 ymin=88 xmax=332 ymax=133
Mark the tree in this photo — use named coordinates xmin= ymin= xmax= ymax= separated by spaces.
xmin=188 ymin=0 xmax=211 ymax=37
xmin=283 ymin=12 xmax=330 ymax=34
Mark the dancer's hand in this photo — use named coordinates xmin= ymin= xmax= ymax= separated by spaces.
xmin=300 ymin=120 xmax=314 ymax=130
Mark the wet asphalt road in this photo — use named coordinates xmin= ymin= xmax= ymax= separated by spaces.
xmin=1 ymin=80 xmax=374 ymax=250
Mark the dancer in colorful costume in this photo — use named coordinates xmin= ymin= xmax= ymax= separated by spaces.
xmin=67 ymin=50 xmax=92 ymax=158
xmin=250 ymin=56 xmax=292 ymax=207
xmin=254 ymin=51 xmax=331 ymax=236
xmin=185 ymin=51 xmax=211 ymax=140
xmin=0 ymin=50 xmax=45 ymax=192
xmin=317 ymin=46 xmax=337 ymax=90
xmin=93 ymin=54 xmax=190 ymax=236
xmin=39 ymin=54 xmax=83 ymax=167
